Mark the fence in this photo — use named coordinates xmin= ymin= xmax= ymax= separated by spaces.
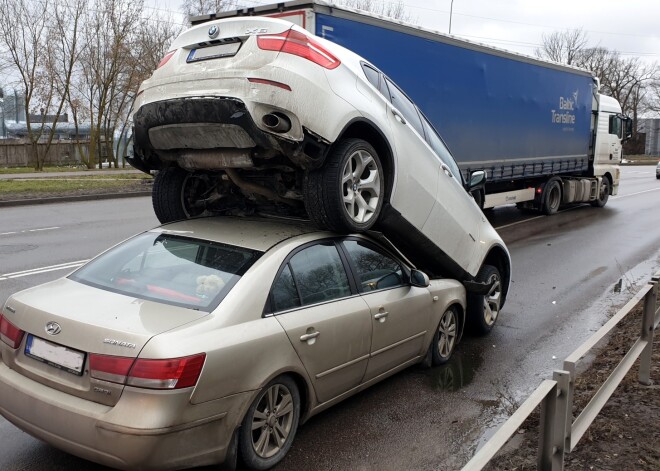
xmin=0 ymin=140 xmax=112 ymax=167
xmin=463 ymin=271 xmax=660 ymax=471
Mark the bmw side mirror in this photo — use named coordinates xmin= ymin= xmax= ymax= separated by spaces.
xmin=410 ymin=269 xmax=430 ymax=288
xmin=468 ymin=170 xmax=486 ymax=190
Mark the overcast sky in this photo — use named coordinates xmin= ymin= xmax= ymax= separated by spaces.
xmin=147 ymin=0 xmax=660 ymax=64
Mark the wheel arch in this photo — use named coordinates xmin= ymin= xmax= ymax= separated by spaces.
xmin=334 ymin=118 xmax=395 ymax=202
xmin=483 ymin=244 xmax=511 ymax=307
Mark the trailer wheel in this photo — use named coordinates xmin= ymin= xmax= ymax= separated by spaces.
xmin=590 ymin=177 xmax=610 ymax=207
xmin=467 ymin=264 xmax=502 ymax=335
xmin=152 ymin=167 xmax=209 ymax=223
xmin=304 ymin=139 xmax=384 ymax=232
xmin=541 ymin=179 xmax=561 ymax=215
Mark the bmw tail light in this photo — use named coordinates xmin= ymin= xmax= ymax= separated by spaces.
xmin=89 ymin=353 xmax=206 ymax=390
xmin=257 ymin=30 xmax=340 ymax=70
xmin=0 ymin=314 xmax=25 ymax=349
xmin=157 ymin=50 xmax=176 ymax=69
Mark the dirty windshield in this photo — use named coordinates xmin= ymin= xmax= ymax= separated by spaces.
xmin=69 ymin=232 xmax=262 ymax=311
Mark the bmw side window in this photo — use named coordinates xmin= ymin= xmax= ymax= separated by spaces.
xmin=384 ymin=78 xmax=425 ymax=137
xmin=342 ymin=240 xmax=404 ymax=292
xmin=288 ymin=243 xmax=351 ymax=307
xmin=271 ymin=264 xmax=301 ymax=312
xmin=421 ymin=117 xmax=463 ymax=183
xmin=361 ymin=64 xmax=380 ymax=89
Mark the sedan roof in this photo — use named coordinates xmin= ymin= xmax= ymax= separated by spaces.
xmin=151 ymin=216 xmax=322 ymax=252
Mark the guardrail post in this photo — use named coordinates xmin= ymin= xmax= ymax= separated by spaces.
xmin=639 ymin=276 xmax=658 ymax=385
xmin=538 ymin=370 xmax=569 ymax=471
xmin=561 ymin=362 xmax=576 ymax=453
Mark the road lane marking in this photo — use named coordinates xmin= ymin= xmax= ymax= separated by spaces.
xmin=612 ymin=187 xmax=660 ymax=199
xmin=0 ymin=260 xmax=89 ymax=281
xmin=0 ymin=226 xmax=60 ymax=237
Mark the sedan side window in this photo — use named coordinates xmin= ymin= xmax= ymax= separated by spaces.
xmin=343 ymin=240 xmax=404 ymax=292
xmin=271 ymin=264 xmax=301 ymax=312
xmin=287 ymin=243 xmax=352 ymax=307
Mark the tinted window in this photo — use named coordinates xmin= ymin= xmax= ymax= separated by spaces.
xmin=362 ymin=64 xmax=380 ymax=89
xmin=271 ymin=264 xmax=300 ymax=312
xmin=343 ymin=240 xmax=404 ymax=292
xmin=288 ymin=243 xmax=351 ymax=306
xmin=70 ymin=233 xmax=261 ymax=311
xmin=421 ymin=117 xmax=462 ymax=182
xmin=385 ymin=78 xmax=425 ymax=137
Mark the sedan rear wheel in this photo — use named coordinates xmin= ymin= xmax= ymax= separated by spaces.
xmin=304 ymin=139 xmax=384 ymax=232
xmin=431 ymin=306 xmax=459 ymax=365
xmin=239 ymin=376 xmax=300 ymax=470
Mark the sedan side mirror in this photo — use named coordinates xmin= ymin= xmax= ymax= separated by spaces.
xmin=410 ymin=269 xmax=430 ymax=288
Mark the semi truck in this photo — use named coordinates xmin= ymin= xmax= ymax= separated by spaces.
xmin=193 ymin=0 xmax=632 ymax=214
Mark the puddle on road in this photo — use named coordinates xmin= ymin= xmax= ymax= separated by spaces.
xmin=426 ymin=346 xmax=484 ymax=392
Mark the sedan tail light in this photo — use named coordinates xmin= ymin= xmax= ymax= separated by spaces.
xmin=257 ymin=29 xmax=340 ymax=70
xmin=0 ymin=314 xmax=25 ymax=349
xmin=90 ymin=353 xmax=206 ymax=390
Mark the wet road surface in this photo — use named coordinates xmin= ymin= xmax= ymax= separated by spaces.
xmin=0 ymin=166 xmax=658 ymax=470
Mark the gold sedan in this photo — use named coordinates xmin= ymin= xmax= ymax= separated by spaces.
xmin=0 ymin=217 xmax=466 ymax=470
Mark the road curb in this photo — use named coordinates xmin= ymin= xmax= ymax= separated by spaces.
xmin=0 ymin=191 xmax=152 ymax=208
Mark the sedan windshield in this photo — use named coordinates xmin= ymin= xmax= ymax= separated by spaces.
xmin=69 ymin=232 xmax=262 ymax=311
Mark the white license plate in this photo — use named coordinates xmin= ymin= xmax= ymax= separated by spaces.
xmin=25 ymin=335 xmax=85 ymax=376
xmin=187 ymin=42 xmax=241 ymax=62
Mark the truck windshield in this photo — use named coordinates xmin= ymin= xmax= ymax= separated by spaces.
xmin=69 ymin=232 xmax=261 ymax=311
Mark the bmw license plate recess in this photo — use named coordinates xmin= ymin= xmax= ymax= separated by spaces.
xmin=25 ymin=334 xmax=85 ymax=376
xmin=187 ymin=42 xmax=241 ymax=63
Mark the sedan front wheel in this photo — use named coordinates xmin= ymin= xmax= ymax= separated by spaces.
xmin=431 ymin=306 xmax=459 ymax=365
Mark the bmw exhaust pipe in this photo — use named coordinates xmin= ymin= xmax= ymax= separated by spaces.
xmin=262 ymin=112 xmax=291 ymax=133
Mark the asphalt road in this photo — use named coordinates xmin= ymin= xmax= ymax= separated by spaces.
xmin=0 ymin=166 xmax=658 ymax=470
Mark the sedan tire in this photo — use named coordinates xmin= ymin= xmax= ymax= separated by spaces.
xmin=467 ymin=264 xmax=502 ymax=335
xmin=431 ymin=306 xmax=459 ymax=365
xmin=304 ymin=138 xmax=384 ymax=232
xmin=238 ymin=376 xmax=301 ymax=471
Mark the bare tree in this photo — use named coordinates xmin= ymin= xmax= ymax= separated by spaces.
xmin=181 ymin=0 xmax=239 ymax=20
xmin=338 ymin=0 xmax=413 ymax=22
xmin=0 ymin=0 xmax=51 ymax=169
xmin=535 ymin=28 xmax=590 ymax=66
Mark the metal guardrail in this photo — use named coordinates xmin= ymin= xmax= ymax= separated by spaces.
xmin=463 ymin=271 xmax=660 ymax=471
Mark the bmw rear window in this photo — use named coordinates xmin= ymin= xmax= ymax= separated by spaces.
xmin=69 ymin=232 xmax=262 ymax=311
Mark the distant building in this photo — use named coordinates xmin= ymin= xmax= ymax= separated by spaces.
xmin=638 ymin=119 xmax=660 ymax=156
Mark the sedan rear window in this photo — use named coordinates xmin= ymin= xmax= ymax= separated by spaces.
xmin=69 ymin=232 xmax=261 ymax=311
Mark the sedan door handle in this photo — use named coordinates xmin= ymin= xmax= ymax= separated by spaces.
xmin=300 ymin=331 xmax=320 ymax=342
xmin=374 ymin=311 xmax=389 ymax=322
xmin=391 ymin=108 xmax=407 ymax=125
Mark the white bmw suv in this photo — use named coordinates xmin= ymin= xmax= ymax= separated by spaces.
xmin=131 ymin=17 xmax=510 ymax=333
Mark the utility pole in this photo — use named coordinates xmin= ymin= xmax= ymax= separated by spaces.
xmin=449 ymin=0 xmax=455 ymax=34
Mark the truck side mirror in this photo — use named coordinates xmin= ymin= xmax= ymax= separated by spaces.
xmin=623 ymin=117 xmax=633 ymax=140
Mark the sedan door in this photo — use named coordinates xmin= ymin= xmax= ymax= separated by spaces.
xmin=271 ymin=242 xmax=372 ymax=404
xmin=341 ymin=239 xmax=433 ymax=382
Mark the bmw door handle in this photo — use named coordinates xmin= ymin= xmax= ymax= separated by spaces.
xmin=391 ymin=109 xmax=407 ymax=125
xmin=441 ymin=164 xmax=453 ymax=178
